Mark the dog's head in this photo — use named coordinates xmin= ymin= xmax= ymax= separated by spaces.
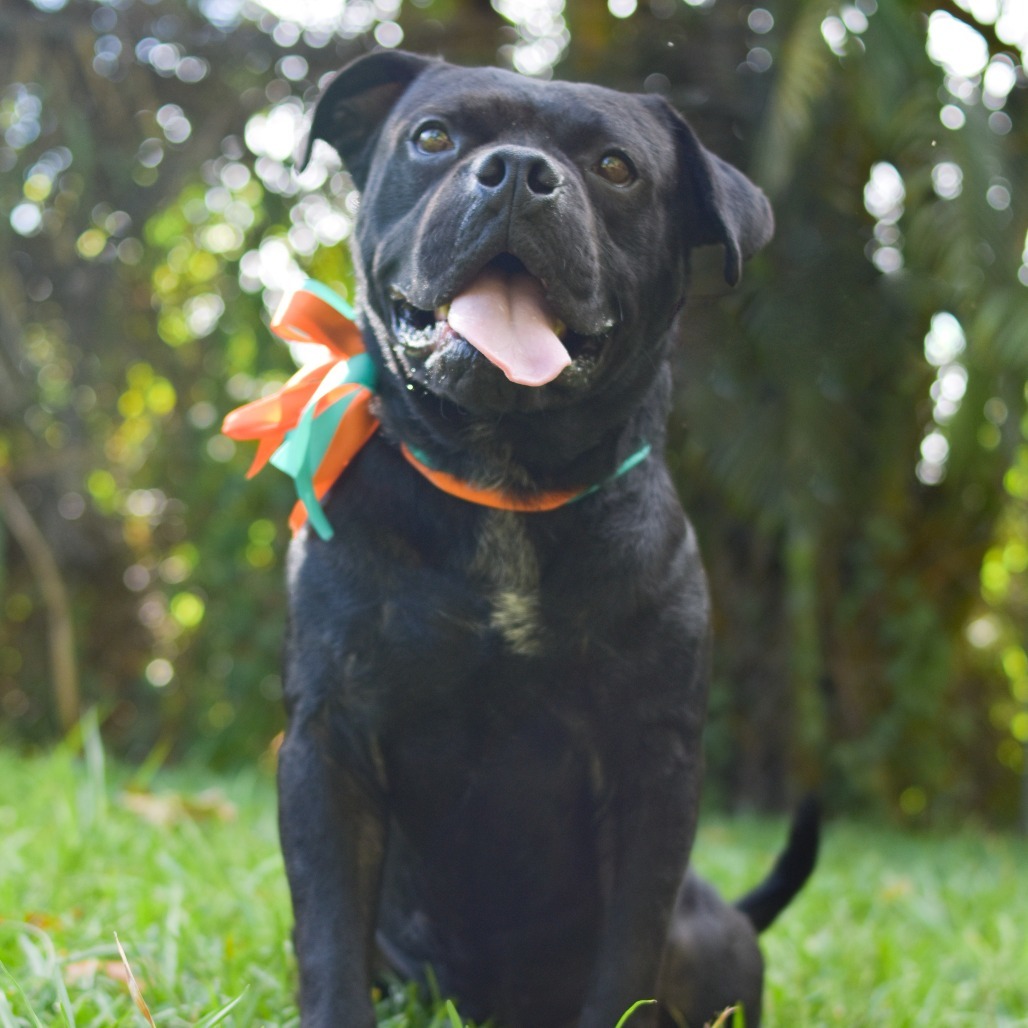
xmin=300 ymin=52 xmax=771 ymax=465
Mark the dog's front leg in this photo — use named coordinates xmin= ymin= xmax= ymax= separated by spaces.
xmin=278 ymin=717 xmax=386 ymax=1028
xmin=579 ymin=725 xmax=702 ymax=1028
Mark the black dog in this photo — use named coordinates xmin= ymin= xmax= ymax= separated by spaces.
xmin=276 ymin=50 xmax=794 ymax=1027
xmin=657 ymin=796 xmax=819 ymax=1026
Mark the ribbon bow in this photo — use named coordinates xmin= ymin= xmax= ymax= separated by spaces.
xmin=221 ymin=281 xmax=377 ymax=540
xmin=222 ymin=280 xmax=651 ymax=540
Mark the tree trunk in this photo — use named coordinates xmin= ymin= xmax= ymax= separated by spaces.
xmin=0 ymin=472 xmax=80 ymax=731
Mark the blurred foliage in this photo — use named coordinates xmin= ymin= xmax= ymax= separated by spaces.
xmin=0 ymin=0 xmax=1025 ymax=823
xmin=663 ymin=0 xmax=1028 ymax=827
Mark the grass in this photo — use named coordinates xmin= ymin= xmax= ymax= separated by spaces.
xmin=1 ymin=736 xmax=1026 ymax=1027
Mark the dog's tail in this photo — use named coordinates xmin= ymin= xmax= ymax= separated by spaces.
xmin=734 ymin=794 xmax=820 ymax=933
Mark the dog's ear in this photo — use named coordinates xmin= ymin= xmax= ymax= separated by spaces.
xmin=297 ymin=50 xmax=436 ymax=187
xmin=652 ymin=99 xmax=773 ymax=286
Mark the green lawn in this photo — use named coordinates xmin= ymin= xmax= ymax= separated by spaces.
xmin=1 ymin=740 xmax=1026 ymax=1027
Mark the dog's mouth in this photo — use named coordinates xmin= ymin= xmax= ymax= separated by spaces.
xmin=389 ymin=256 xmax=609 ymax=389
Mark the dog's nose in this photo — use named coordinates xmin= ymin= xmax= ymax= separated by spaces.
xmin=473 ymin=146 xmax=562 ymax=199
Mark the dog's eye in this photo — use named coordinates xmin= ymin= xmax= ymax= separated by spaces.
xmin=595 ymin=153 xmax=636 ymax=187
xmin=413 ymin=123 xmax=454 ymax=154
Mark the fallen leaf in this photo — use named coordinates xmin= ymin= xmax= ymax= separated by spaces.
xmin=63 ymin=959 xmax=132 ymax=987
xmin=119 ymin=788 xmax=236 ymax=828
xmin=181 ymin=788 xmax=237 ymax=822
xmin=24 ymin=911 xmax=61 ymax=931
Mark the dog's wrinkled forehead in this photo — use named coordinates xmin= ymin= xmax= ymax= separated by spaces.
xmin=386 ymin=65 xmax=673 ymax=158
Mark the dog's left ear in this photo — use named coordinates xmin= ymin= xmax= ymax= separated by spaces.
xmin=297 ymin=50 xmax=436 ymax=187
xmin=651 ymin=98 xmax=774 ymax=286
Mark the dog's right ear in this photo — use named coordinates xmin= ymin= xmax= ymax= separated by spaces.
xmin=297 ymin=50 xmax=435 ymax=187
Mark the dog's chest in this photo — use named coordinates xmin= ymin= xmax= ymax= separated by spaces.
xmin=355 ymin=503 xmax=553 ymax=663
xmin=299 ymin=457 xmax=691 ymax=760
xmin=469 ymin=510 xmax=543 ymax=656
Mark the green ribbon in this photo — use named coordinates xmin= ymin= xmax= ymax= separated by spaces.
xmin=269 ymin=351 xmax=377 ymax=540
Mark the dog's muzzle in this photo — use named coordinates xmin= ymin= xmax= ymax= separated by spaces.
xmin=389 ymin=254 xmax=612 ymax=392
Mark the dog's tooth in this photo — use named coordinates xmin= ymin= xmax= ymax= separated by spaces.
xmin=552 ymin=318 xmax=566 ymax=339
xmin=401 ymin=327 xmax=437 ymax=350
xmin=435 ymin=304 xmax=450 ymax=321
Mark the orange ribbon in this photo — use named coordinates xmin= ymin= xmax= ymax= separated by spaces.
xmin=222 ymin=284 xmax=378 ymax=539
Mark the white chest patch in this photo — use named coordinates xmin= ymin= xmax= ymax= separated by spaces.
xmin=471 ymin=510 xmax=542 ymax=656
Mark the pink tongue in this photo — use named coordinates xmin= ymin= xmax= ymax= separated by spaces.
xmin=447 ymin=268 xmax=571 ymax=387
